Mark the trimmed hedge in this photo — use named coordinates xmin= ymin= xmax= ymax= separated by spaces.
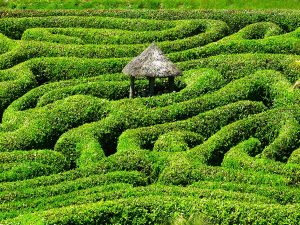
xmin=191 ymin=180 xmax=300 ymax=205
xmin=0 ymin=150 xmax=67 ymax=181
xmin=55 ymin=68 xmax=295 ymax=168
xmin=153 ymin=131 xmax=203 ymax=152
xmin=0 ymin=95 xmax=109 ymax=152
xmin=0 ymin=16 xmax=175 ymax=39
xmin=21 ymin=19 xmax=206 ymax=45
xmin=168 ymin=26 xmax=300 ymax=62
xmin=0 ymin=162 xmax=63 ymax=182
xmin=221 ymin=138 xmax=300 ymax=181
xmin=0 ymin=149 xmax=66 ymax=164
xmin=289 ymin=148 xmax=300 ymax=164
xmin=0 ymin=34 xmax=16 ymax=54
xmin=0 ymin=150 xmax=155 ymax=194
xmin=261 ymin=116 xmax=300 ymax=162
xmin=1 ymin=9 xmax=300 ymax=32
xmin=186 ymin=109 xmax=284 ymax=166
xmin=3 ymin=195 xmax=300 ymax=225
xmin=159 ymin=153 xmax=291 ymax=186
xmin=0 ymin=170 xmax=147 ymax=202
xmin=0 ymin=19 xmax=228 ymax=69
xmin=0 ymin=183 xmax=276 ymax=221
xmin=117 ymin=101 xmax=266 ymax=154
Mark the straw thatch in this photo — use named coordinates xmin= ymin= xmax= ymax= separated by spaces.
xmin=293 ymin=81 xmax=300 ymax=89
xmin=122 ymin=43 xmax=182 ymax=78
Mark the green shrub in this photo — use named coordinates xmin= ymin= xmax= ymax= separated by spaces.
xmin=0 ymin=16 xmax=175 ymax=39
xmin=117 ymin=101 xmax=265 ymax=154
xmin=3 ymin=195 xmax=300 ymax=225
xmin=0 ymin=183 xmax=275 ymax=221
xmin=261 ymin=116 xmax=300 ymax=162
xmin=159 ymin=154 xmax=291 ymax=186
xmin=0 ymin=170 xmax=147 ymax=202
xmin=289 ymin=148 xmax=300 ymax=164
xmin=191 ymin=180 xmax=300 ymax=204
xmin=0 ymin=95 xmax=109 ymax=152
xmin=21 ymin=20 xmax=206 ymax=45
xmin=221 ymin=138 xmax=300 ymax=183
xmin=153 ymin=131 xmax=203 ymax=152
xmin=0 ymin=150 xmax=67 ymax=181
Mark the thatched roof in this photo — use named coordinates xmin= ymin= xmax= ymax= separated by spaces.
xmin=293 ymin=80 xmax=300 ymax=89
xmin=122 ymin=43 xmax=182 ymax=78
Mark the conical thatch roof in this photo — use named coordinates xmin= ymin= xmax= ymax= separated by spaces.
xmin=122 ymin=43 xmax=182 ymax=78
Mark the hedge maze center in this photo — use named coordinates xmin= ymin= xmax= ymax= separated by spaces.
xmin=0 ymin=9 xmax=300 ymax=224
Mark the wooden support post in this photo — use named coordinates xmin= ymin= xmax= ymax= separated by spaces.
xmin=168 ymin=77 xmax=175 ymax=92
xmin=129 ymin=76 xmax=135 ymax=98
xmin=149 ymin=77 xmax=155 ymax=96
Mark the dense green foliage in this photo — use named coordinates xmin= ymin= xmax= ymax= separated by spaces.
xmin=3 ymin=0 xmax=300 ymax=10
xmin=0 ymin=9 xmax=300 ymax=224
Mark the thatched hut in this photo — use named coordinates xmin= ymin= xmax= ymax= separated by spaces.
xmin=122 ymin=43 xmax=182 ymax=98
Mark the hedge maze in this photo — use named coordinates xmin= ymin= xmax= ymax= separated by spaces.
xmin=0 ymin=10 xmax=300 ymax=224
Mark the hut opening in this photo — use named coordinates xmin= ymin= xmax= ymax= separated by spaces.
xmin=122 ymin=43 xmax=182 ymax=98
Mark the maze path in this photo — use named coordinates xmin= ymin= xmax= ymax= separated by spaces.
xmin=0 ymin=10 xmax=300 ymax=224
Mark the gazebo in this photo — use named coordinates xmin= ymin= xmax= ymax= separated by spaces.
xmin=122 ymin=43 xmax=182 ymax=98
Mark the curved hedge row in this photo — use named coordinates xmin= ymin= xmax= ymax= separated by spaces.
xmin=21 ymin=19 xmax=206 ymax=45
xmin=0 ymin=19 xmax=228 ymax=70
xmin=0 ymin=184 xmax=276 ymax=221
xmin=117 ymin=101 xmax=266 ymax=153
xmin=222 ymin=138 xmax=300 ymax=178
xmin=3 ymin=196 xmax=300 ymax=225
xmin=0 ymin=16 xmax=175 ymax=39
xmin=0 ymin=150 xmax=67 ymax=181
xmin=1 ymin=9 xmax=300 ymax=32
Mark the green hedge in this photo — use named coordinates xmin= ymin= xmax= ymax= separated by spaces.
xmin=0 ymin=19 xmax=228 ymax=69
xmin=289 ymin=148 xmax=300 ymax=164
xmin=0 ymin=150 xmax=67 ymax=181
xmin=184 ymin=70 xmax=296 ymax=165
xmin=0 ymin=183 xmax=132 ymax=220
xmin=159 ymin=154 xmax=291 ymax=186
xmin=0 ymin=170 xmax=147 ymax=202
xmin=3 ymin=195 xmax=300 ymax=225
xmin=0 ymin=150 xmax=155 ymax=194
xmin=117 ymin=101 xmax=266 ymax=153
xmin=231 ymin=22 xmax=283 ymax=40
xmin=168 ymin=26 xmax=300 ymax=62
xmin=56 ymin=64 xmax=278 ymax=167
xmin=21 ymin=19 xmax=206 ymax=45
xmin=153 ymin=131 xmax=203 ymax=152
xmin=1 ymin=10 xmax=300 ymax=32
xmin=55 ymin=68 xmax=295 ymax=168
xmin=0 ymin=16 xmax=175 ymax=39
xmin=0 ymin=149 xmax=66 ymax=164
xmin=186 ymin=110 xmax=284 ymax=166
xmin=0 ymin=162 xmax=63 ymax=182
xmin=0 ymin=63 xmax=36 ymax=117
xmin=0 ymin=34 xmax=16 ymax=54
xmin=0 ymin=95 xmax=109 ymax=152
xmin=221 ymin=138 xmax=300 ymax=182
xmin=0 ymin=183 xmax=275 ymax=221
xmin=191 ymin=180 xmax=300 ymax=205
xmin=178 ymin=53 xmax=300 ymax=83
xmin=261 ymin=116 xmax=300 ymax=162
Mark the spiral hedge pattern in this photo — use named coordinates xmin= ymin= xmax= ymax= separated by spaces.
xmin=0 ymin=10 xmax=300 ymax=224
